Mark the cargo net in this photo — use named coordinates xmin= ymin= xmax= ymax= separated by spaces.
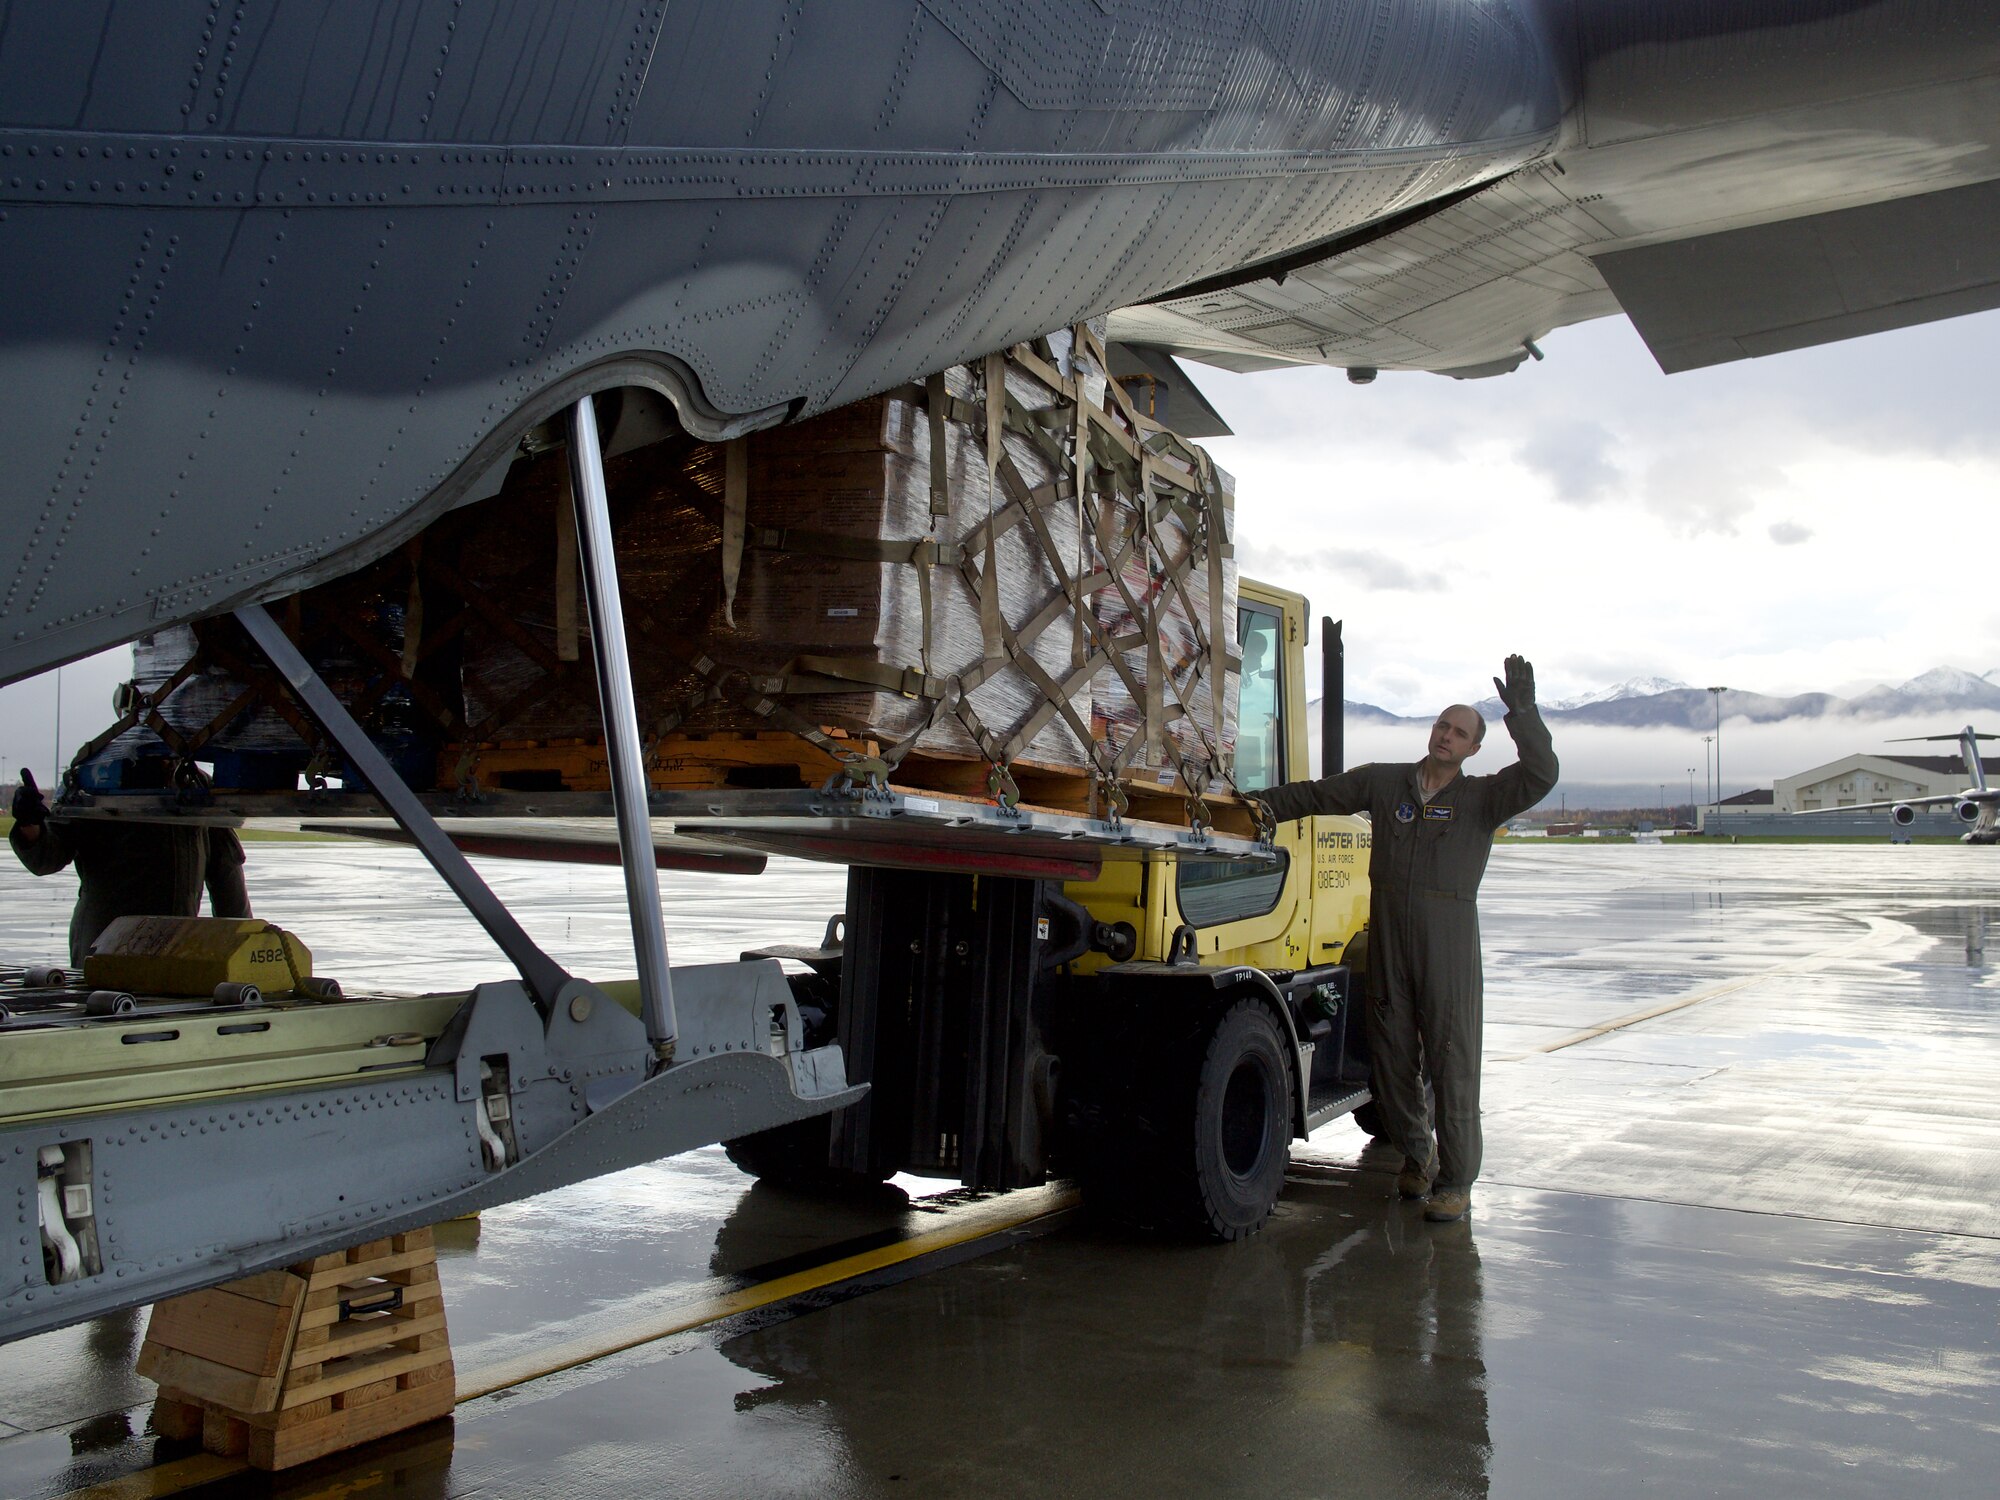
xmin=70 ymin=326 xmax=1245 ymax=828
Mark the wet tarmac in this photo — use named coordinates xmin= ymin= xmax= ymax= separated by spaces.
xmin=2 ymin=841 xmax=1997 ymax=1497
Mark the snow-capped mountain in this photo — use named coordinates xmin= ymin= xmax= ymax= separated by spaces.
xmin=1545 ymin=676 xmax=1693 ymax=711
xmin=1851 ymin=667 xmax=2000 ymax=716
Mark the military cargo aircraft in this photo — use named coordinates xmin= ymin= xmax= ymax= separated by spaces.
xmin=1797 ymin=728 xmax=2000 ymax=843
xmin=4 ymin=1 xmax=2000 ymax=1341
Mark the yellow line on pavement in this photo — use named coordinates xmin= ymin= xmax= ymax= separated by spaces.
xmin=458 ymin=1184 xmax=1078 ymax=1400
xmin=47 ymin=1184 xmax=1077 ymax=1500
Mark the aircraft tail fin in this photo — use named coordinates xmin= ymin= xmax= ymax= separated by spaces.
xmin=1885 ymin=727 xmax=1995 ymax=791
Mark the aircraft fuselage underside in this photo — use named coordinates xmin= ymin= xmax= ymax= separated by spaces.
xmin=0 ymin=0 xmax=1557 ymax=685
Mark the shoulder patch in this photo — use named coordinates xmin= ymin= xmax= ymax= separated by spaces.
xmin=1394 ymin=801 xmax=1417 ymax=824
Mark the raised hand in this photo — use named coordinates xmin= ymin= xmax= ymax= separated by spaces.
xmin=1492 ymin=655 xmax=1536 ymax=714
xmin=10 ymin=767 xmax=47 ymax=828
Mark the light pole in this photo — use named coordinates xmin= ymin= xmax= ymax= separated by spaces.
xmin=1703 ymin=734 xmax=1713 ymax=804
xmin=1659 ymin=784 xmax=1666 ymax=823
xmin=1687 ymin=767 xmax=1695 ymax=822
xmin=1707 ymin=686 xmax=1727 ymax=804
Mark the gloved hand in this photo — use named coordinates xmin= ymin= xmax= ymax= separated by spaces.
xmin=11 ymin=767 xmax=47 ymax=828
xmin=1493 ymin=655 xmax=1536 ymax=714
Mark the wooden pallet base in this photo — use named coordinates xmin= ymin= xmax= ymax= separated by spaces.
xmin=140 ymin=1228 xmax=455 ymax=1471
xmin=448 ymin=731 xmax=1255 ymax=833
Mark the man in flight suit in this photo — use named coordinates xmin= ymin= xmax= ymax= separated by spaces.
xmin=10 ymin=770 xmax=251 ymax=967
xmin=1253 ymin=655 xmax=1556 ymax=1222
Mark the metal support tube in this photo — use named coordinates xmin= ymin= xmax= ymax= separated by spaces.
xmin=234 ymin=604 xmax=571 ymax=1011
xmin=1321 ymin=616 xmax=1343 ymax=779
xmin=567 ymin=393 xmax=677 ymax=1061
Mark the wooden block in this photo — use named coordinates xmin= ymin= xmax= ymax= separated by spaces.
xmin=278 ymin=1344 xmax=450 ymax=1410
xmin=400 ymin=1359 xmax=455 ymax=1391
xmin=336 ymin=1374 xmax=402 ymax=1410
xmin=255 ymin=1375 xmax=456 ymax=1470
xmin=202 ymin=1407 xmax=249 ymax=1458
xmin=141 ymin=1283 xmax=304 ymax=1377
xmin=149 ymin=1394 xmax=205 ymax=1442
xmin=295 ymin=1310 xmax=447 ymax=1370
xmin=268 ymin=1394 xmax=334 ymax=1427
xmin=137 ymin=1344 xmax=285 ymax=1415
xmin=215 ymin=1270 xmax=305 ymax=1306
xmin=348 ymin=1237 xmax=394 ymax=1264
xmin=392 ymin=1227 xmax=434 ymax=1253
xmin=304 ymin=1246 xmax=434 ymax=1291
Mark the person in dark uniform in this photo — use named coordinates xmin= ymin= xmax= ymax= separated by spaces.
xmin=1252 ymin=655 xmax=1556 ymax=1223
xmin=10 ymin=771 xmax=251 ymax=967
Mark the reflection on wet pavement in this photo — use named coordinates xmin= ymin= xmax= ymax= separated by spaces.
xmin=1447 ymin=845 xmax=2000 ymax=1240
xmin=1 ymin=843 xmax=1997 ymax=1497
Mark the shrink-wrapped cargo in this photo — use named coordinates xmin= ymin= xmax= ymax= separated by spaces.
xmin=452 ymin=360 xmax=1091 ymax=773
xmin=1088 ymin=460 xmax=1239 ymax=790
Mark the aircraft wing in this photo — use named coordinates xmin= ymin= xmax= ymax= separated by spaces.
xmin=1114 ymin=4 xmax=2000 ymax=379
xmin=1793 ymin=791 xmax=1999 ymax=815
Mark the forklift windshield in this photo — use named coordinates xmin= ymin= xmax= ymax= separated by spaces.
xmin=1235 ymin=605 xmax=1284 ymax=792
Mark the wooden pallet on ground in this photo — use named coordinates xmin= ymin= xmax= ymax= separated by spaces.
xmin=141 ymin=1227 xmax=454 ymax=1471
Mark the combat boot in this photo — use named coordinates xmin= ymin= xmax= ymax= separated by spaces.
xmin=1424 ymin=1185 xmax=1471 ymax=1223
xmin=1396 ymin=1151 xmax=1437 ymax=1200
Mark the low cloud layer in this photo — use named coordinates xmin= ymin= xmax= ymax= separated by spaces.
xmin=1324 ymin=712 xmax=1995 ymax=808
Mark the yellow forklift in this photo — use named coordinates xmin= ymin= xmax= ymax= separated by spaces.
xmin=0 ymin=582 xmax=1364 ymax=1343
xmin=724 ymin=579 xmax=1374 ymax=1238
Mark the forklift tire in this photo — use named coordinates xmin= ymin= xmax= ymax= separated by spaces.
xmin=1157 ymin=997 xmax=1295 ymax=1241
xmin=722 ymin=1114 xmax=893 ymax=1193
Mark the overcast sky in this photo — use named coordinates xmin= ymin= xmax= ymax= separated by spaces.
xmin=1204 ymin=307 xmax=2000 ymax=717
xmin=3 ymin=306 xmax=1996 ymax=801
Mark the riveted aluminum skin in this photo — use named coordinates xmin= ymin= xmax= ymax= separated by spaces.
xmin=0 ymin=970 xmax=860 ymax=1344
xmin=0 ymin=1 xmax=1558 ymax=684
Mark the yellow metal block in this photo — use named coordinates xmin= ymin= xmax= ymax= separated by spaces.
xmin=83 ymin=916 xmax=313 ymax=997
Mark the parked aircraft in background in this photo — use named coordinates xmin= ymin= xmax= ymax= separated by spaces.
xmin=2 ymin=2 xmax=2000 ymax=686
xmin=1797 ymin=728 xmax=2000 ymax=844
